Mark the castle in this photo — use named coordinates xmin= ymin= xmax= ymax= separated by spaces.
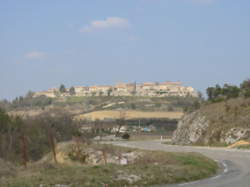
xmin=33 ymin=81 xmax=198 ymax=98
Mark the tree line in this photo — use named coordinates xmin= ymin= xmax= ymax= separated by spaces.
xmin=206 ymin=79 xmax=250 ymax=102
xmin=0 ymin=91 xmax=53 ymax=110
xmin=0 ymin=84 xmax=75 ymax=110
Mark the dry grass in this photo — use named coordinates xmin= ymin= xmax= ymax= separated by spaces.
xmin=0 ymin=143 xmax=218 ymax=187
xmin=191 ymin=97 xmax=250 ymax=145
xmin=0 ymin=159 xmax=16 ymax=179
xmin=75 ymin=110 xmax=183 ymax=121
xmin=202 ymin=98 xmax=250 ymax=128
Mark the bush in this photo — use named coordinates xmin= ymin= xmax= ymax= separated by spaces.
xmin=206 ymin=79 xmax=250 ymax=102
xmin=122 ymin=133 xmax=130 ymax=140
xmin=0 ymin=110 xmax=82 ymax=163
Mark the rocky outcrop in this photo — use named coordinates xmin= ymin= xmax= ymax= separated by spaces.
xmin=172 ymin=99 xmax=250 ymax=145
xmin=172 ymin=112 xmax=210 ymax=145
xmin=222 ymin=128 xmax=250 ymax=144
xmin=41 ymin=141 xmax=142 ymax=166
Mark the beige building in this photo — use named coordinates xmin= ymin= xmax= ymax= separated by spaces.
xmin=88 ymin=85 xmax=112 ymax=96
xmin=33 ymin=88 xmax=58 ymax=98
xmin=33 ymin=81 xmax=198 ymax=98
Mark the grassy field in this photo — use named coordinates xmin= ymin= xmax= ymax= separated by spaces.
xmin=0 ymin=143 xmax=218 ymax=187
xmin=75 ymin=110 xmax=183 ymax=121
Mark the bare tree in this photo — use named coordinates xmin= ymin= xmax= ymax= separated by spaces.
xmin=48 ymin=126 xmax=57 ymax=164
xmin=15 ymin=116 xmax=29 ymax=168
xmin=115 ymin=110 xmax=126 ymax=137
xmin=20 ymin=134 xmax=28 ymax=168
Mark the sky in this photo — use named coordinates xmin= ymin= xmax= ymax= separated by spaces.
xmin=0 ymin=0 xmax=249 ymax=100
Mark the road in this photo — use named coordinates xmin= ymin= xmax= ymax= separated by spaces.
xmin=111 ymin=140 xmax=250 ymax=187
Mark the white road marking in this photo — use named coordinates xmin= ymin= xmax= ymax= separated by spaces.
xmin=222 ymin=161 xmax=228 ymax=173
xmin=178 ymin=181 xmax=199 ymax=186
xmin=211 ymin=174 xmax=222 ymax=180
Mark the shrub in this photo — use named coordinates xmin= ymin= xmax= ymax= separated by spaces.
xmin=122 ymin=133 xmax=130 ymax=140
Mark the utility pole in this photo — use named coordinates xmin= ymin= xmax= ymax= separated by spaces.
xmin=138 ymin=119 xmax=141 ymax=134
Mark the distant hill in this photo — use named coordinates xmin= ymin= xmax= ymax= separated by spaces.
xmin=4 ymin=96 xmax=200 ymax=119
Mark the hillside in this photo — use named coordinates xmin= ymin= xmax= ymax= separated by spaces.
xmin=172 ymin=97 xmax=250 ymax=145
xmin=75 ymin=110 xmax=183 ymax=121
xmin=5 ymin=96 xmax=199 ymax=119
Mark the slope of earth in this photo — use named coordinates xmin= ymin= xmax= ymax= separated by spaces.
xmin=172 ymin=98 xmax=250 ymax=145
xmin=6 ymin=96 xmax=198 ymax=118
xmin=0 ymin=142 xmax=218 ymax=187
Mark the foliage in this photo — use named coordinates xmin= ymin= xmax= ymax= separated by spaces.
xmin=1 ymin=148 xmax=218 ymax=187
xmin=206 ymin=79 xmax=250 ymax=103
xmin=12 ymin=95 xmax=53 ymax=109
xmin=240 ymin=79 xmax=250 ymax=98
xmin=69 ymin=87 xmax=76 ymax=96
xmin=0 ymin=91 xmax=53 ymax=110
xmin=121 ymin=133 xmax=130 ymax=139
xmin=0 ymin=109 xmax=81 ymax=163
xmin=59 ymin=84 xmax=66 ymax=93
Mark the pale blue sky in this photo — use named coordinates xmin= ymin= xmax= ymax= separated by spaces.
xmin=0 ymin=0 xmax=249 ymax=99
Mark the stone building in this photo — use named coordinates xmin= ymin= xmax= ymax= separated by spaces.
xmin=33 ymin=81 xmax=198 ymax=98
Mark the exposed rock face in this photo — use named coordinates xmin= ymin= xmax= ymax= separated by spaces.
xmin=222 ymin=128 xmax=250 ymax=144
xmin=172 ymin=110 xmax=250 ymax=145
xmin=172 ymin=112 xmax=210 ymax=145
xmin=42 ymin=141 xmax=142 ymax=166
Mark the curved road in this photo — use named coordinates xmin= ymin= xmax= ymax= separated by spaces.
xmin=111 ymin=140 xmax=250 ymax=187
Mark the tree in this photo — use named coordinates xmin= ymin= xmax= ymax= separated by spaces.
xmin=15 ymin=117 xmax=29 ymax=168
xmin=48 ymin=126 xmax=57 ymax=164
xmin=240 ymin=79 xmax=250 ymax=98
xmin=59 ymin=84 xmax=66 ymax=93
xmin=25 ymin=91 xmax=35 ymax=98
xmin=0 ymin=109 xmax=11 ymax=159
xmin=99 ymin=91 xmax=104 ymax=96
xmin=222 ymin=84 xmax=240 ymax=99
xmin=214 ymin=84 xmax=222 ymax=98
xmin=206 ymin=83 xmax=240 ymax=102
xmin=107 ymin=88 xmax=112 ymax=97
xmin=131 ymin=103 xmax=136 ymax=110
xmin=206 ymin=87 xmax=216 ymax=101
xmin=0 ymin=99 xmax=10 ymax=110
xmin=240 ymin=79 xmax=250 ymax=90
xmin=0 ymin=111 xmax=29 ymax=166
xmin=197 ymin=91 xmax=204 ymax=100
xmin=69 ymin=87 xmax=76 ymax=96
xmin=122 ymin=133 xmax=130 ymax=140
xmin=0 ymin=109 xmax=81 ymax=164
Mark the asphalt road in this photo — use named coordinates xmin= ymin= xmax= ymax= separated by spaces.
xmin=111 ymin=140 xmax=250 ymax=187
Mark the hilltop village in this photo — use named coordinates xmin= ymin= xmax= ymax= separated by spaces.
xmin=34 ymin=81 xmax=198 ymax=98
